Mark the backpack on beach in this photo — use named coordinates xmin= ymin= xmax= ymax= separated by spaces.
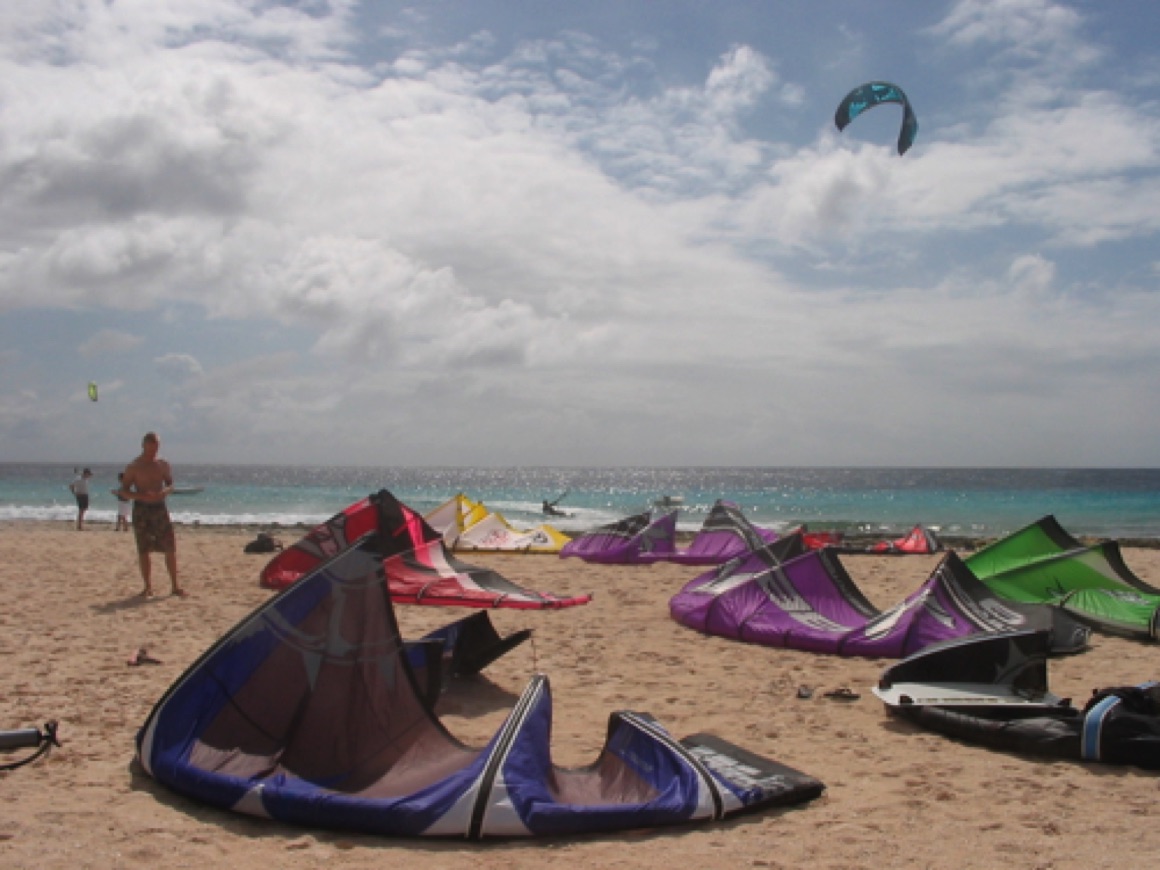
xmin=243 ymin=532 xmax=283 ymax=554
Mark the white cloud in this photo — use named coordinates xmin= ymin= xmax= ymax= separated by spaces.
xmin=724 ymin=80 xmax=1160 ymax=256
xmin=1 ymin=1 xmax=1159 ymax=465
xmin=155 ymin=353 xmax=204 ymax=380
xmin=79 ymin=329 xmax=144 ymax=357
xmin=930 ymin=0 xmax=1089 ymax=56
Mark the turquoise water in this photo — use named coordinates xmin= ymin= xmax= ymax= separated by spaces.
xmin=3 ymin=464 xmax=1160 ymax=540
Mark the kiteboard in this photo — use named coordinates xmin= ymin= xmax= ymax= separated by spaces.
xmin=873 ymin=681 xmax=1063 ymax=708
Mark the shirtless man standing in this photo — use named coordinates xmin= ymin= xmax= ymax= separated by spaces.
xmin=118 ymin=431 xmax=185 ymax=597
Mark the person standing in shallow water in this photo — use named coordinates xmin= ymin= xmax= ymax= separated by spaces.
xmin=118 ymin=432 xmax=185 ymax=597
xmin=69 ymin=467 xmax=93 ymax=530
xmin=112 ymin=472 xmax=131 ymax=532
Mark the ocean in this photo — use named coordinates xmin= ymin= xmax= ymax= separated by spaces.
xmin=4 ymin=464 xmax=1160 ymax=541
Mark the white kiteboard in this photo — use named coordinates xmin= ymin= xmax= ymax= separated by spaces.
xmin=873 ymin=682 xmax=1063 ymax=709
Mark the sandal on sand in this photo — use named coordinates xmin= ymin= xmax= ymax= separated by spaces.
xmin=823 ymin=687 xmax=860 ymax=701
xmin=127 ymin=648 xmax=162 ymax=667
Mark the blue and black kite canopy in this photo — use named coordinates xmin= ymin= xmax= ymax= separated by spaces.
xmin=834 ymin=81 xmax=918 ymax=155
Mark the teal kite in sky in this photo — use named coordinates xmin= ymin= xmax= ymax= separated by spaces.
xmin=834 ymin=81 xmax=918 ymax=155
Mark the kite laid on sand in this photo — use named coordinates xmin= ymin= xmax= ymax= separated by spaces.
xmin=139 ymin=539 xmax=825 ymax=838
xmin=425 ymin=493 xmax=570 ymax=554
xmin=260 ymin=489 xmax=591 ymax=609
xmin=874 ymin=630 xmax=1160 ymax=769
xmin=966 ymin=516 xmax=1160 ymax=641
xmin=560 ymin=501 xmax=777 ymax=566
xmin=669 ymin=535 xmax=1090 ymax=659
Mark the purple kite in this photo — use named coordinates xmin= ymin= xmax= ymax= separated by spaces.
xmin=560 ymin=510 xmax=678 ymax=564
xmin=670 ymin=538 xmax=1090 ymax=659
xmin=642 ymin=500 xmax=778 ymax=566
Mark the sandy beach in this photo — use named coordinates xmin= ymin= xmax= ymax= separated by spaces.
xmin=2 ymin=519 xmax=1158 ymax=869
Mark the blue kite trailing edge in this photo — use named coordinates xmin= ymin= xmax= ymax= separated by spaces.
xmin=834 ymin=81 xmax=918 ymax=155
xmin=138 ymin=537 xmax=824 ymax=838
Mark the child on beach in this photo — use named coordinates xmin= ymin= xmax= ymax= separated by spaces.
xmin=68 ymin=468 xmax=93 ymax=531
xmin=112 ymin=473 xmax=131 ymax=532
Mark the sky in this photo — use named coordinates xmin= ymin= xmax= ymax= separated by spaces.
xmin=2 ymin=0 xmax=1160 ymax=468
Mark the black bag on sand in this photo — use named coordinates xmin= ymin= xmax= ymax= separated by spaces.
xmin=244 ymin=532 xmax=282 ymax=554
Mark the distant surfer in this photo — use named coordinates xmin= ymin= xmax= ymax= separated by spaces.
xmin=542 ymin=492 xmax=569 ymax=517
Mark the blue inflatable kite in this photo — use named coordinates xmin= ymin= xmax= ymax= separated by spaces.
xmin=137 ymin=537 xmax=824 ymax=838
xmin=834 ymin=81 xmax=918 ymax=155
